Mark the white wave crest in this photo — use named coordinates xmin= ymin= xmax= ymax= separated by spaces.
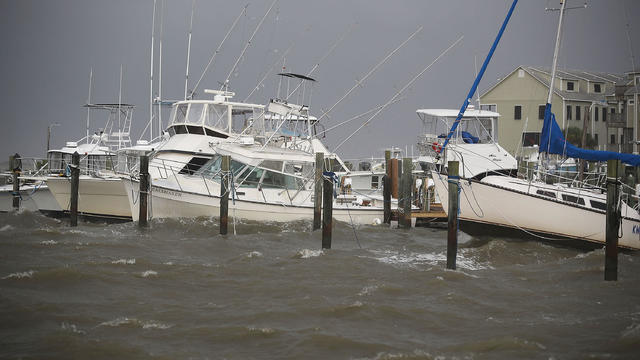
xmin=247 ymin=251 xmax=263 ymax=258
xmin=296 ymin=249 xmax=324 ymax=259
xmin=61 ymin=322 xmax=86 ymax=334
xmin=368 ymin=249 xmax=492 ymax=271
xmin=112 ymin=258 xmax=136 ymax=265
xmin=98 ymin=317 xmax=172 ymax=330
xmin=40 ymin=240 xmax=58 ymax=245
xmin=2 ymin=270 xmax=35 ymax=279
xmin=0 ymin=224 xmax=14 ymax=232
xmin=141 ymin=270 xmax=158 ymax=277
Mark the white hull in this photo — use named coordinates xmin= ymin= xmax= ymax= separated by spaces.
xmin=122 ymin=178 xmax=384 ymax=225
xmin=46 ymin=176 xmax=131 ymax=219
xmin=0 ymin=183 xmax=62 ymax=213
xmin=432 ymin=172 xmax=640 ymax=250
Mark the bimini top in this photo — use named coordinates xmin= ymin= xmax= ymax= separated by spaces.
xmin=416 ymin=108 xmax=500 ymax=118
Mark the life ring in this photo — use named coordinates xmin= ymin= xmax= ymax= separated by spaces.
xmin=431 ymin=142 xmax=442 ymax=153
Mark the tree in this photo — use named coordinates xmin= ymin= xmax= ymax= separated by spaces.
xmin=565 ymin=126 xmax=597 ymax=149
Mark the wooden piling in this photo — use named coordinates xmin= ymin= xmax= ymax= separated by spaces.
xmin=70 ymin=151 xmax=80 ymax=227
xmin=313 ymin=152 xmax=324 ymax=230
xmin=322 ymin=158 xmax=334 ymax=249
xmin=383 ymin=150 xmax=391 ymax=224
xmin=220 ymin=155 xmax=230 ymax=235
xmin=447 ymin=161 xmax=460 ymax=270
xmin=138 ymin=155 xmax=149 ymax=227
xmin=10 ymin=155 xmax=20 ymax=210
xmin=605 ymin=159 xmax=620 ymax=281
xmin=400 ymin=157 xmax=413 ymax=228
xmin=390 ymin=158 xmax=399 ymax=199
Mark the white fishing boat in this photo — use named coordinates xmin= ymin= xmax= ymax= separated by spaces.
xmin=431 ymin=0 xmax=640 ymax=249
xmin=416 ymin=107 xmax=517 ymax=178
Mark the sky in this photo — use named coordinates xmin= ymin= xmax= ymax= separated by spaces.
xmin=1 ymin=0 xmax=639 ymax=162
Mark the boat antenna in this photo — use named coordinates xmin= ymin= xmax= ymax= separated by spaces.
xmin=158 ymin=0 xmax=164 ymax=135
xmin=283 ymin=22 xmax=355 ymax=101
xmin=440 ymin=0 xmax=518 ymax=154
xmin=192 ymin=4 xmax=248 ymax=99
xmin=222 ymin=0 xmax=278 ymax=91
xmin=333 ymin=35 xmax=463 ymax=152
xmin=315 ymin=25 xmax=423 ymax=123
xmin=86 ymin=67 xmax=93 ymax=144
xmin=184 ymin=0 xmax=195 ymax=100
xmin=148 ymin=0 xmax=156 ymax=141
xmin=118 ymin=64 xmax=123 ymax=150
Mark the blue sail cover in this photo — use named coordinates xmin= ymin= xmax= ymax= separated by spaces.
xmin=539 ymin=103 xmax=640 ymax=166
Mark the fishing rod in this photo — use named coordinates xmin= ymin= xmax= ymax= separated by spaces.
xmin=333 ymin=35 xmax=463 ymax=153
xmin=192 ymin=4 xmax=248 ymax=98
xmin=244 ymin=39 xmax=296 ymax=102
xmin=222 ymin=0 xmax=278 ymax=91
xmin=283 ymin=23 xmax=355 ymax=101
xmin=314 ymin=26 xmax=423 ymax=124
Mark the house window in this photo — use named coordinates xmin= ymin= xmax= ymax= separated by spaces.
xmin=595 ymin=107 xmax=599 ymax=122
xmin=566 ymin=105 xmax=572 ymax=120
xmin=611 ymin=134 xmax=616 ymax=144
xmin=538 ymin=105 xmax=545 ymax=120
xmin=621 ymin=134 xmax=625 ymax=144
xmin=611 ymin=108 xmax=616 ymax=114
xmin=630 ymin=99 xmax=635 ymax=106
xmin=602 ymin=107 xmax=607 ymax=122
xmin=576 ymin=105 xmax=581 ymax=120
xmin=518 ymin=69 xmax=525 ymax=78
xmin=514 ymin=105 xmax=522 ymax=120
xmin=594 ymin=83 xmax=602 ymax=93
xmin=594 ymin=133 xmax=599 ymax=144
xmin=567 ymin=81 xmax=575 ymax=91
xmin=480 ymin=104 xmax=497 ymax=112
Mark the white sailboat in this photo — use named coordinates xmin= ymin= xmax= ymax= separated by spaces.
xmin=431 ymin=0 xmax=640 ymax=250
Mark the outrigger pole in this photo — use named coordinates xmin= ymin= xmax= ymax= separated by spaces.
xmin=439 ymin=0 xmax=518 ymax=154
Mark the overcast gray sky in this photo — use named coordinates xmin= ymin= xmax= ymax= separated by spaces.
xmin=1 ymin=0 xmax=638 ymax=161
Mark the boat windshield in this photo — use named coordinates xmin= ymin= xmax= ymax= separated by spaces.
xmin=420 ymin=114 xmax=496 ymax=144
xmin=195 ymin=155 xmax=313 ymax=190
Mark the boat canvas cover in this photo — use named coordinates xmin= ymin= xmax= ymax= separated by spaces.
xmin=539 ymin=103 xmax=640 ymax=166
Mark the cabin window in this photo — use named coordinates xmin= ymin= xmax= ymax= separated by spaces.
xmin=186 ymin=125 xmax=205 ymax=135
xmin=590 ymin=200 xmax=607 ymax=211
xmin=261 ymin=170 xmax=287 ymax=189
xmin=536 ymin=189 xmax=556 ymax=198
xmin=168 ymin=127 xmax=176 ymax=136
xmin=187 ymin=103 xmax=205 ymax=125
xmin=514 ymin=105 xmax=522 ymax=120
xmin=562 ymin=194 xmax=585 ymax=205
xmin=240 ymin=167 xmax=264 ymax=188
xmin=371 ymin=175 xmax=379 ymax=189
xmin=179 ymin=156 xmax=211 ymax=175
xmin=538 ymin=105 xmax=545 ymax=120
xmin=522 ymin=132 xmax=540 ymax=147
xmin=566 ymin=105 xmax=572 ymax=120
xmin=204 ymin=104 xmax=229 ymax=130
xmin=602 ymin=108 xmax=607 ymax=122
xmin=173 ymin=125 xmax=188 ymax=134
xmin=576 ymin=105 xmax=581 ymax=120
xmin=260 ymin=160 xmax=283 ymax=172
xmin=566 ymin=81 xmax=575 ymax=91
xmin=172 ymin=104 xmax=188 ymax=124
xmin=594 ymin=83 xmax=602 ymax=93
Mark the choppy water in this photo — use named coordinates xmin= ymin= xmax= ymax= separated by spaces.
xmin=1 ymin=211 xmax=639 ymax=359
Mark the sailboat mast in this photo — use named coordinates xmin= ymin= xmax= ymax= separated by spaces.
xmin=159 ymin=0 xmax=164 ymax=135
xmin=546 ymin=0 xmax=566 ymax=105
xmin=86 ymin=67 xmax=93 ymax=144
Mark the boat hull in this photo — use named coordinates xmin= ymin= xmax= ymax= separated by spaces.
xmin=0 ymin=183 xmax=63 ymax=215
xmin=122 ymin=178 xmax=384 ymax=225
xmin=432 ymin=172 xmax=640 ymax=250
xmin=46 ymin=176 xmax=131 ymax=220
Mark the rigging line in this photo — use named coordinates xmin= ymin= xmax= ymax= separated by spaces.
xmin=283 ymin=23 xmax=355 ymax=101
xmin=622 ymin=0 xmax=636 ymax=73
xmin=222 ymin=0 xmax=278 ymax=90
xmin=192 ymin=4 xmax=248 ymax=97
xmin=86 ymin=67 xmax=93 ymax=144
xmin=244 ymin=39 xmax=295 ymax=102
xmin=148 ymin=0 xmax=156 ymax=141
xmin=158 ymin=0 xmax=165 ymax=135
xmin=313 ymin=26 xmax=423 ymax=122
xmin=333 ymin=35 xmax=463 ymax=153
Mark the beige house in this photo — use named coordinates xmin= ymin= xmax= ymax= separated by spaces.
xmin=479 ymin=66 xmax=640 ymax=157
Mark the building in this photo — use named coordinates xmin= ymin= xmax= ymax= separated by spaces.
xmin=479 ymin=66 xmax=640 ymax=157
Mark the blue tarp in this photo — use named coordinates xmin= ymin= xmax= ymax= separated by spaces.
xmin=539 ymin=103 xmax=640 ymax=166
xmin=461 ymin=131 xmax=479 ymax=144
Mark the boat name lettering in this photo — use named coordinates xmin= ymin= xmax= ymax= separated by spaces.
xmin=153 ymin=187 xmax=182 ymax=197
